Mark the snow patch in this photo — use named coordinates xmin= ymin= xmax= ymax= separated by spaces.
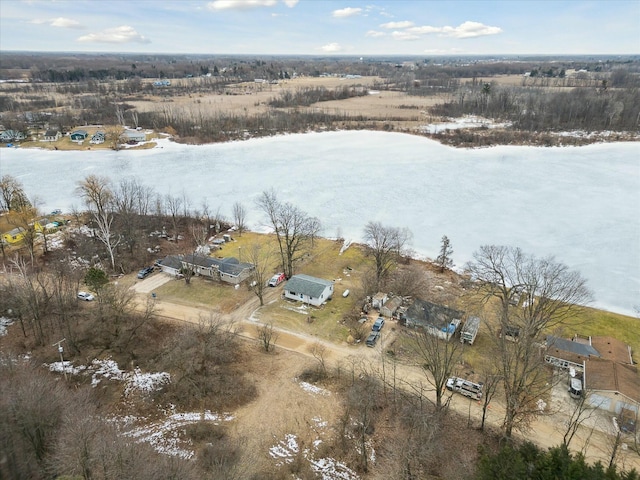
xmin=298 ymin=380 xmax=331 ymax=396
xmin=0 ymin=317 xmax=14 ymax=336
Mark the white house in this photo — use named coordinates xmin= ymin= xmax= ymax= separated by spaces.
xmin=42 ymin=129 xmax=62 ymax=142
xmin=122 ymin=130 xmax=146 ymax=143
xmin=158 ymin=255 xmax=183 ymax=277
xmin=283 ymin=274 xmax=334 ymax=307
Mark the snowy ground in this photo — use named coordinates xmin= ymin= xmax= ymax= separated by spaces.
xmin=2 ymin=130 xmax=638 ymax=315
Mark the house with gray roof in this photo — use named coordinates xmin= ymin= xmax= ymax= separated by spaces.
xmin=158 ymin=255 xmax=183 ymax=277
xmin=181 ymin=254 xmax=254 ymax=285
xmin=42 ymin=129 xmax=61 ymax=142
xmin=283 ymin=274 xmax=333 ymax=307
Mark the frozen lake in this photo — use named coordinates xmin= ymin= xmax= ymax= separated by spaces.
xmin=1 ymin=131 xmax=639 ymax=316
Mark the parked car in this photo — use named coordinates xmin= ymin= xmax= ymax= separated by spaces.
xmin=77 ymin=291 xmax=94 ymax=301
xmin=268 ymin=272 xmax=286 ymax=287
xmin=137 ymin=266 xmax=154 ymax=279
xmin=366 ymin=331 xmax=380 ymax=347
xmin=372 ymin=317 xmax=385 ymax=331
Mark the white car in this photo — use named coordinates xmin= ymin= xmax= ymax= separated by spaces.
xmin=77 ymin=291 xmax=95 ymax=301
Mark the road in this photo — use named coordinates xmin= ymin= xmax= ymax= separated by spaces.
xmin=132 ymin=276 xmax=640 ymax=470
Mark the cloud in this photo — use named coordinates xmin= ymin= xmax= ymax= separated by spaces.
xmin=282 ymin=0 xmax=299 ymax=6
xmin=443 ymin=21 xmax=502 ymax=38
xmin=31 ymin=17 xmax=83 ymax=29
xmin=332 ymin=7 xmax=362 ymax=18
xmin=207 ymin=0 xmax=278 ymax=10
xmin=365 ymin=30 xmax=386 ymax=38
xmin=405 ymin=21 xmax=502 ymax=39
xmin=320 ymin=42 xmax=343 ymax=52
xmin=77 ymin=26 xmax=150 ymax=44
xmin=380 ymin=20 xmax=414 ymax=29
xmin=391 ymin=30 xmax=420 ymax=41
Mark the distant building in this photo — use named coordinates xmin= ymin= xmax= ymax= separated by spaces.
xmin=42 ymin=129 xmax=62 ymax=142
xmin=70 ymin=130 xmax=88 ymax=141
xmin=121 ymin=130 xmax=146 ymax=143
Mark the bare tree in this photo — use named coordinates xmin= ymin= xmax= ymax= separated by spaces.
xmin=310 ymin=341 xmax=328 ymax=378
xmin=436 ymin=235 xmax=453 ymax=272
xmin=256 ymin=322 xmax=278 ymax=352
xmin=231 ymin=201 xmax=247 ymax=236
xmin=165 ymin=193 xmax=183 ymax=242
xmin=410 ymin=329 xmax=463 ymax=413
xmin=77 ymin=175 xmax=122 ymax=271
xmin=466 ymin=245 xmax=593 ymax=438
xmin=256 ymin=189 xmax=320 ymax=279
xmin=388 ymin=263 xmax=429 ymax=298
xmin=561 ymin=385 xmax=599 ymax=449
xmin=0 ymin=174 xmax=30 ymax=212
xmin=363 ymin=221 xmax=412 ymax=288
xmin=246 ymin=243 xmax=275 ymax=306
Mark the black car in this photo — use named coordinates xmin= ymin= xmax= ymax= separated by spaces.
xmin=137 ymin=266 xmax=154 ymax=279
xmin=366 ymin=331 xmax=380 ymax=347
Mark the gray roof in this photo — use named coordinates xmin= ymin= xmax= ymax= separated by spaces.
xmin=44 ymin=129 xmax=60 ymax=137
xmin=285 ymin=274 xmax=333 ymax=298
xmin=160 ymin=255 xmax=183 ymax=270
xmin=183 ymin=254 xmax=253 ymax=276
xmin=405 ymin=299 xmax=463 ymax=329
xmin=546 ymin=336 xmax=601 ymax=358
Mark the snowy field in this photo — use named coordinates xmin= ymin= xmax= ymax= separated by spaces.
xmin=1 ymin=131 xmax=638 ymax=315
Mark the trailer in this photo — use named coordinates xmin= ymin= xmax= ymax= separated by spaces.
xmin=460 ymin=316 xmax=481 ymax=345
xmin=446 ymin=377 xmax=483 ymax=400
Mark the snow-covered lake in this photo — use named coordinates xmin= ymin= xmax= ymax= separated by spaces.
xmin=1 ymin=131 xmax=638 ymax=316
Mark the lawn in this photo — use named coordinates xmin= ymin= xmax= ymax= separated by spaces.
xmin=252 ymin=236 xmax=372 ymax=343
xmin=154 ymin=275 xmax=253 ymax=313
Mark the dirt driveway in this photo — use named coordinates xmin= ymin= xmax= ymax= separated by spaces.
xmin=130 ymin=284 xmax=640 ymax=471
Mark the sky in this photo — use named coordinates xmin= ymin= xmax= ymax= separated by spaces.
xmin=0 ymin=0 xmax=638 ymax=56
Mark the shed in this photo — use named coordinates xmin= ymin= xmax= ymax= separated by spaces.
xmin=380 ymin=296 xmax=402 ymax=318
xmin=372 ymin=292 xmax=388 ymax=309
xmin=283 ymin=274 xmax=334 ymax=307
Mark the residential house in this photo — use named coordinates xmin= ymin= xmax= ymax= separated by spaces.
xmin=545 ymin=335 xmax=635 ymax=372
xmin=283 ymin=274 xmax=334 ymax=307
xmin=403 ymin=299 xmax=463 ymax=341
xmin=42 ymin=129 xmax=62 ymax=142
xmin=90 ymin=131 xmax=105 ymax=144
xmin=0 ymin=130 xmax=26 ymax=142
xmin=545 ymin=334 xmax=638 ymax=422
xmin=1 ymin=227 xmax=26 ymax=245
xmin=70 ymin=130 xmax=88 ymax=142
xmin=122 ymin=130 xmax=146 ymax=143
xmin=158 ymin=255 xmax=183 ymax=277
xmin=380 ymin=296 xmax=402 ymax=318
xmin=181 ymin=254 xmax=254 ymax=285
xmin=545 ymin=335 xmax=601 ymax=372
xmin=585 ymin=360 xmax=639 ymax=426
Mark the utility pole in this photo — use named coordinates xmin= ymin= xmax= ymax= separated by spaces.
xmin=53 ymin=338 xmax=67 ymax=381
